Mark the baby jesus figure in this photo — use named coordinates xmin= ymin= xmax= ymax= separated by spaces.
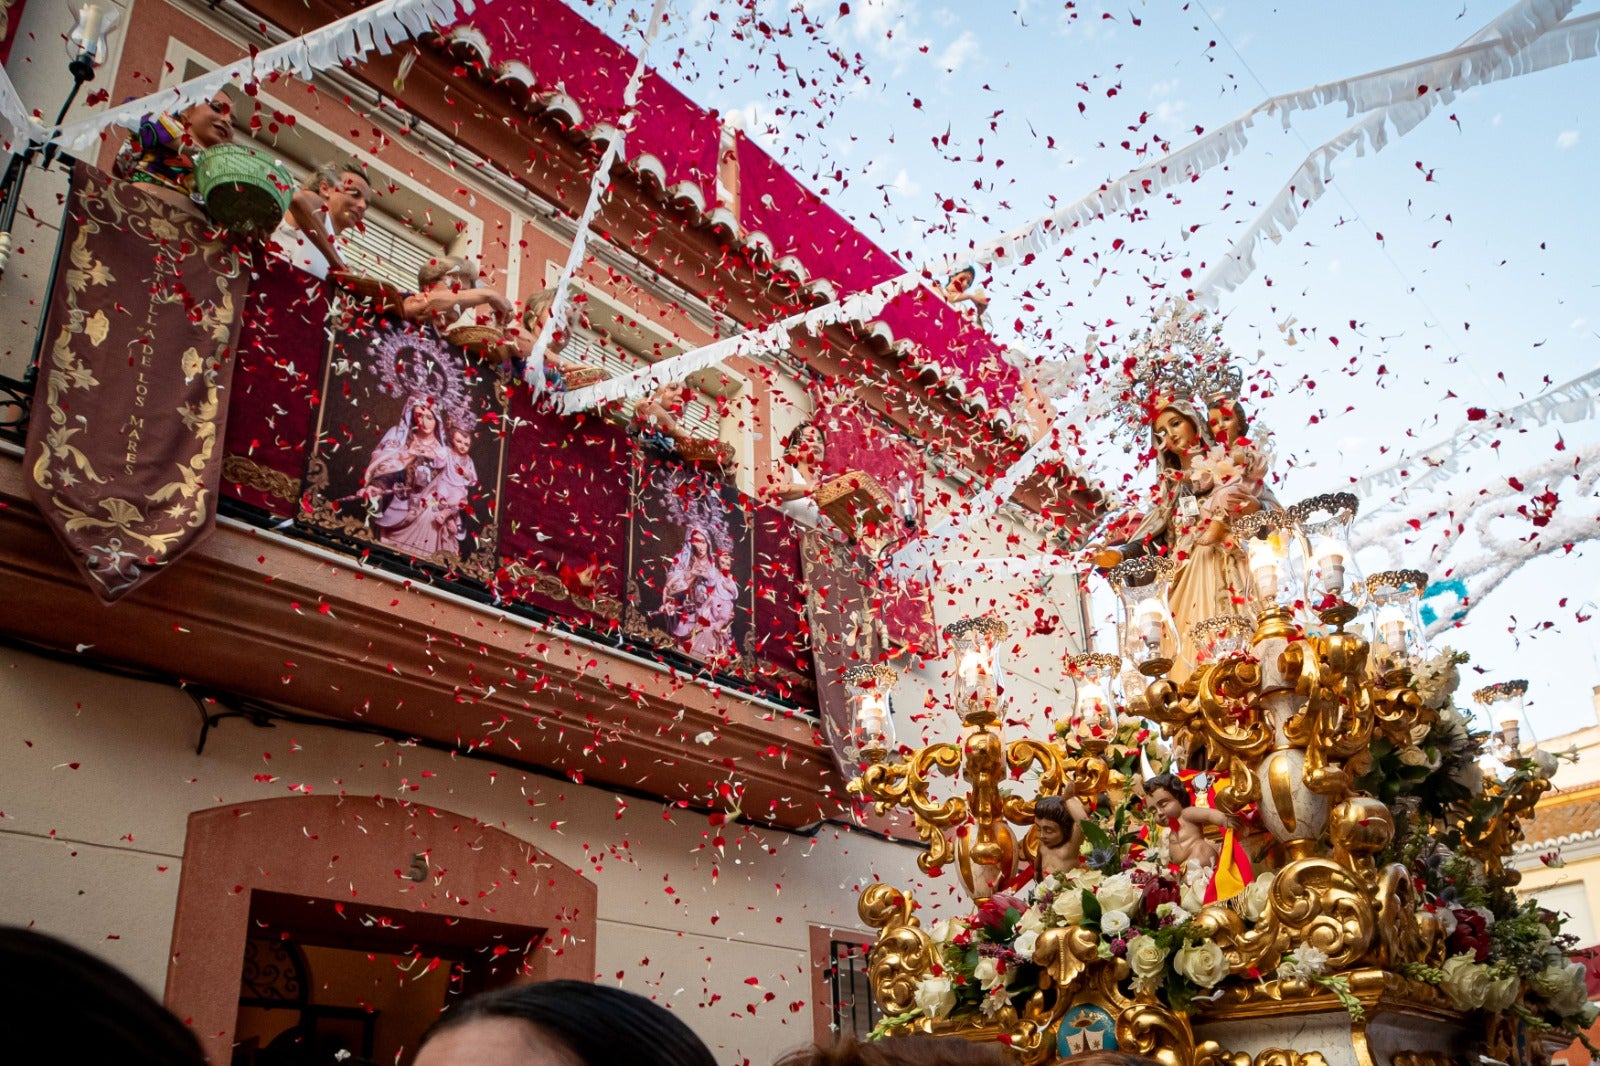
xmin=1033 ymin=794 xmax=1091 ymax=883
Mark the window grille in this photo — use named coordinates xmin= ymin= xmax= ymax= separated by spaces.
xmin=562 ymin=329 xmax=721 ymax=441
xmin=827 ymin=938 xmax=881 ymax=1039
xmin=339 ymin=217 xmax=444 ymax=293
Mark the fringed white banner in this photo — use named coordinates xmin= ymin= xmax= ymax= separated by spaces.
xmin=47 ymin=0 xmax=474 ymax=153
xmin=558 ymin=270 xmax=921 ymax=412
xmin=0 ymin=60 xmax=33 ymax=151
xmin=1195 ymin=2 xmax=1600 ymax=303
xmin=929 ymin=0 xmax=1579 ymax=279
xmin=526 ymin=0 xmax=671 ymax=391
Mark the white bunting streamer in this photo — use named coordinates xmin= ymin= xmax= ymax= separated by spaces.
xmin=1195 ymin=2 xmax=1600 ymax=303
xmin=0 ymin=60 xmax=33 ymax=150
xmin=47 ymin=0 xmax=474 ymax=153
xmin=558 ymin=270 xmax=921 ymax=412
xmin=929 ymin=0 xmax=1579 ymax=280
xmin=527 ymin=0 xmax=671 ymax=392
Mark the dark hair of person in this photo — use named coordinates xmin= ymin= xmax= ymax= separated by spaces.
xmin=784 ymin=420 xmax=822 ymax=454
xmin=421 ymin=979 xmax=717 ymax=1066
xmin=1033 ymin=794 xmax=1074 ymax=834
xmin=0 ymin=926 xmax=206 ymax=1066
xmin=777 ymin=1034 xmax=1014 ymax=1066
xmin=1143 ymin=771 xmax=1193 ymax=808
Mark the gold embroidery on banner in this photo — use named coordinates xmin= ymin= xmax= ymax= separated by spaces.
xmin=221 ymin=454 xmax=302 ymax=503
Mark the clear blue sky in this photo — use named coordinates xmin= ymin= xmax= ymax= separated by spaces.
xmin=578 ymin=0 xmax=1600 ymax=740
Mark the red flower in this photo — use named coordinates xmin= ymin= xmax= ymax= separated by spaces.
xmin=1448 ymin=907 xmax=1491 ymax=964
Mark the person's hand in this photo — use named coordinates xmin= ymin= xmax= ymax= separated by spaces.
xmin=486 ymin=292 xmax=514 ymax=323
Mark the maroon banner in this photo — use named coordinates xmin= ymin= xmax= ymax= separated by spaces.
xmin=749 ymin=506 xmax=816 ymax=706
xmin=220 ymin=256 xmax=331 ymax=517
xmin=299 ymin=319 xmax=506 ymax=580
xmin=497 ymin=399 xmax=632 ymax=628
xmin=25 ymin=163 xmax=248 ymax=603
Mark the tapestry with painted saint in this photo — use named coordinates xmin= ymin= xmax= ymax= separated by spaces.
xmin=624 ymin=463 xmax=753 ymax=671
xmin=301 ymin=320 xmax=505 ymax=580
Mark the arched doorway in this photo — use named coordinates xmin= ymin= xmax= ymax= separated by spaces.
xmin=165 ymin=796 xmax=596 ymax=1065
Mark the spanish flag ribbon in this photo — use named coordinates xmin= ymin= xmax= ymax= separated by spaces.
xmin=1203 ymin=827 xmax=1254 ymax=904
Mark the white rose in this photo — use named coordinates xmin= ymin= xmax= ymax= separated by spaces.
xmin=1127 ymin=935 xmax=1169 ymax=981
xmin=1538 ymin=962 xmax=1591 ymax=1016
xmin=1481 ymin=972 xmax=1520 ymax=1013
xmin=1016 ymin=907 xmax=1046 ymax=935
xmin=1071 ymin=868 xmax=1105 ymax=891
xmin=1398 ymin=745 xmax=1429 ymax=767
xmin=1013 ymin=929 xmax=1041 ymax=960
xmin=1441 ymin=954 xmax=1491 ymax=1011
xmin=1293 ymin=944 xmax=1329 ymax=977
xmin=1101 ymin=909 xmax=1131 ymax=936
xmin=1174 ymin=941 xmax=1231 ymax=989
xmin=914 ymin=974 xmax=957 ymax=1019
xmin=1237 ymin=872 xmax=1275 ymax=922
xmin=1053 ymin=890 xmax=1086 ymax=924
xmin=930 ymin=918 xmax=967 ymax=945
xmin=974 ymin=956 xmax=1006 ymax=992
xmin=1096 ymin=873 xmax=1143 ymax=915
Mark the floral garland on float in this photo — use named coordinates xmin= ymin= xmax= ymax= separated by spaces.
xmin=846 ymin=307 xmax=1596 ymax=1066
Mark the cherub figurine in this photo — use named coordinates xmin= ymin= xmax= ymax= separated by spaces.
xmin=1143 ymin=772 xmax=1229 ymax=870
xmin=1033 ymin=794 xmax=1090 ymax=882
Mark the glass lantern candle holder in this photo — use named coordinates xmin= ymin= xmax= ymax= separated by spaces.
xmin=1472 ymin=680 xmax=1529 ymax=756
xmin=943 ymin=616 xmax=1008 ymax=716
xmin=1290 ymin=492 xmax=1361 ymax=627
xmin=1108 ymin=556 xmax=1178 ymax=677
xmin=1065 ymin=652 xmax=1121 ymax=751
xmin=843 ymin=662 xmax=900 ymax=763
xmin=1365 ymin=569 xmax=1429 ymax=678
xmin=1189 ymin=615 xmax=1254 ymax=665
xmin=1234 ymin=509 xmax=1303 ymax=620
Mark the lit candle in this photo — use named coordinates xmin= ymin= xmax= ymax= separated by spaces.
xmin=1374 ymin=604 xmax=1408 ymax=669
xmin=1313 ymin=534 xmax=1346 ymax=596
xmin=1133 ymin=599 xmax=1166 ymax=654
xmin=80 ymin=4 xmax=104 ymax=43
xmin=1247 ymin=535 xmax=1281 ymax=605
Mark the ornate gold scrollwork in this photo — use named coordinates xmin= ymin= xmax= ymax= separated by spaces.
xmin=851 ymin=741 xmax=966 ymax=873
xmin=858 ymin=882 xmax=936 ymax=1019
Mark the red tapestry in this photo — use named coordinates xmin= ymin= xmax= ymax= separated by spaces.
xmin=750 ymin=506 xmax=815 ymax=705
xmin=220 ymin=256 xmax=330 ymax=517
xmin=25 ymin=163 xmax=249 ymax=603
xmin=497 ymin=398 xmax=632 ymax=629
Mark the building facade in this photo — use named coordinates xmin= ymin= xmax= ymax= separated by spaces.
xmin=0 ymin=1 xmax=1093 ymax=1063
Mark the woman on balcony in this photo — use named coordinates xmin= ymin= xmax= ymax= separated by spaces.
xmin=112 ymin=91 xmax=235 ymax=206
xmin=402 ymin=256 xmax=515 ymax=331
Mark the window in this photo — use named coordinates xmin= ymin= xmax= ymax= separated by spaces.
xmin=340 ymin=217 xmax=444 ymax=293
xmin=563 ymin=327 xmax=722 ymax=442
xmin=808 ymin=926 xmax=881 ymax=1045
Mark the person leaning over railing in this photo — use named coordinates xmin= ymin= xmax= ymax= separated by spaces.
xmin=268 ymin=160 xmax=372 ymax=280
xmin=111 ymin=90 xmax=235 ymax=207
xmin=402 ymin=255 xmax=515 ymax=330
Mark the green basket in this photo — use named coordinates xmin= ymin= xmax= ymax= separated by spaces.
xmin=194 ymin=144 xmax=293 ymax=234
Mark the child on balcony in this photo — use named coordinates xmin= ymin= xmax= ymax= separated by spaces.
xmin=269 ymin=161 xmax=372 ymax=280
xmin=402 ymin=256 xmax=514 ymax=330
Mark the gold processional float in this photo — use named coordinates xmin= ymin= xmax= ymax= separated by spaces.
xmin=841 ymin=325 xmax=1595 ymax=1066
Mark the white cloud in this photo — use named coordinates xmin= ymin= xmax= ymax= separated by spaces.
xmin=936 ymin=31 xmax=979 ymax=73
xmin=1557 ymin=129 xmax=1580 ymax=150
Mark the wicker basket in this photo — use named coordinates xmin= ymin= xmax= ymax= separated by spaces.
xmin=329 ymin=271 xmax=406 ymax=316
xmin=677 ymin=437 xmax=731 ymax=467
xmin=815 ymin=470 xmax=894 ymax=543
xmin=194 ymin=144 xmax=293 ymax=234
xmin=558 ymin=366 xmax=607 ymax=389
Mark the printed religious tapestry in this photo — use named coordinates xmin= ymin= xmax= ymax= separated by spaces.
xmin=623 ymin=460 xmax=754 ymax=672
xmin=25 ymin=162 xmax=249 ymax=603
xmin=300 ymin=319 xmax=506 ymax=581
